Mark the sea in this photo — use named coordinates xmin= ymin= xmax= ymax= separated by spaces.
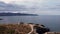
xmin=0 ymin=15 xmax=60 ymax=32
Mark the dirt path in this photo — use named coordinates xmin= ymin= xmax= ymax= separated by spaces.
xmin=28 ymin=24 xmax=34 ymax=34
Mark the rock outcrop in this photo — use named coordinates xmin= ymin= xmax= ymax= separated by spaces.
xmin=28 ymin=23 xmax=50 ymax=34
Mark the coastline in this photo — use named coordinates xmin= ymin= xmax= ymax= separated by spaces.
xmin=0 ymin=22 xmax=50 ymax=34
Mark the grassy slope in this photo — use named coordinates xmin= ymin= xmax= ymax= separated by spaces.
xmin=0 ymin=24 xmax=31 ymax=34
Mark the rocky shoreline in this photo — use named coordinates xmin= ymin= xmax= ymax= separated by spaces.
xmin=0 ymin=22 xmax=50 ymax=34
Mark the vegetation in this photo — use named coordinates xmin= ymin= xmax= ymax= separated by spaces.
xmin=0 ymin=24 xmax=31 ymax=34
xmin=0 ymin=23 xmax=50 ymax=34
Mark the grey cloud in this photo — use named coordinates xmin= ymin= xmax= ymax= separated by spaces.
xmin=0 ymin=1 xmax=60 ymax=11
xmin=0 ymin=1 xmax=28 ymax=11
xmin=0 ymin=1 xmax=60 ymax=15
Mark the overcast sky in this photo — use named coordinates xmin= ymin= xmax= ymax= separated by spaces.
xmin=0 ymin=0 xmax=60 ymax=15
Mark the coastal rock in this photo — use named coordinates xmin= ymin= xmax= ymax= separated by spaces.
xmin=27 ymin=23 xmax=50 ymax=34
xmin=0 ymin=18 xmax=3 ymax=20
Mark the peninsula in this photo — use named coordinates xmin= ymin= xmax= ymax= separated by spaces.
xmin=0 ymin=13 xmax=38 ymax=16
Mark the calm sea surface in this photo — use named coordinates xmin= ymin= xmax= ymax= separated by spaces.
xmin=0 ymin=15 xmax=60 ymax=32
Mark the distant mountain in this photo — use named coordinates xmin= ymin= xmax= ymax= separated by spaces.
xmin=0 ymin=13 xmax=38 ymax=16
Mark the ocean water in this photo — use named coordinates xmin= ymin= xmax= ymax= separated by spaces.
xmin=0 ymin=15 xmax=60 ymax=32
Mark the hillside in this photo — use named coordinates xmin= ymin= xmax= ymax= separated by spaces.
xmin=0 ymin=22 xmax=50 ymax=34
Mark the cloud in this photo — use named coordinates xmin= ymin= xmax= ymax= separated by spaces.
xmin=14 ymin=0 xmax=60 ymax=11
xmin=0 ymin=1 xmax=27 ymax=11
xmin=0 ymin=0 xmax=60 ymax=15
